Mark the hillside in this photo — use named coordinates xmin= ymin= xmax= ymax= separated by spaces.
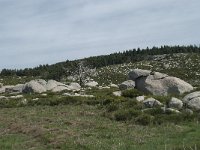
xmin=1 ymin=47 xmax=200 ymax=149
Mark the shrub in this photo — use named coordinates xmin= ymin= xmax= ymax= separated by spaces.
xmin=114 ymin=109 xmax=141 ymax=121
xmin=114 ymin=110 xmax=131 ymax=121
xmin=106 ymin=103 xmax=119 ymax=112
xmin=135 ymin=114 xmax=154 ymax=125
xmin=143 ymin=108 xmax=163 ymax=116
xmin=122 ymin=89 xmax=142 ymax=98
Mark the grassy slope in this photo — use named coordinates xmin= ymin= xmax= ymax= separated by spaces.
xmin=0 ymin=105 xmax=200 ymax=150
xmin=1 ymin=53 xmax=200 ymax=149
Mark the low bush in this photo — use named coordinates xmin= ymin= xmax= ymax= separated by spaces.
xmin=135 ymin=114 xmax=154 ymax=125
xmin=121 ymin=89 xmax=142 ymax=98
xmin=114 ymin=109 xmax=141 ymax=121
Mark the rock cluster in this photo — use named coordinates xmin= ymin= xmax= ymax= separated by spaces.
xmin=128 ymin=69 xmax=193 ymax=96
xmin=0 ymin=79 xmax=82 ymax=94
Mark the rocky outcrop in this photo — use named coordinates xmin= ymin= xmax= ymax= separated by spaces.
xmin=128 ymin=69 xmax=193 ymax=96
xmin=183 ymin=91 xmax=200 ymax=111
xmin=119 ymin=80 xmax=135 ymax=90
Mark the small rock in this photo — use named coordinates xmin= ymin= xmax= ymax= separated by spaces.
xmin=136 ymin=96 xmax=145 ymax=102
xmin=113 ymin=91 xmax=122 ymax=97
xmin=0 ymin=96 xmax=6 ymax=99
xmin=10 ymin=95 xmax=23 ymax=99
xmin=85 ymin=81 xmax=98 ymax=87
xmin=110 ymin=84 xmax=118 ymax=88
xmin=21 ymin=99 xmax=27 ymax=105
xmin=183 ymin=91 xmax=200 ymax=110
xmin=32 ymin=98 xmax=39 ymax=101
xmin=143 ymin=98 xmax=162 ymax=108
xmin=165 ymin=108 xmax=181 ymax=114
xmin=119 ymin=80 xmax=135 ymax=90
xmin=182 ymin=108 xmax=193 ymax=115
xmin=41 ymin=93 xmax=47 ymax=96
xmin=168 ymin=97 xmax=183 ymax=110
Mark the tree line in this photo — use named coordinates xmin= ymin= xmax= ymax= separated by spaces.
xmin=1 ymin=45 xmax=200 ymax=80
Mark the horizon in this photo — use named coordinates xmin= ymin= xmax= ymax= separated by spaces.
xmin=0 ymin=0 xmax=200 ymax=69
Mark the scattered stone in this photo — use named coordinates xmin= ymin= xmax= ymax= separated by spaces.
xmin=113 ymin=91 xmax=122 ymax=97
xmin=21 ymin=99 xmax=27 ymax=105
xmin=85 ymin=81 xmax=98 ymax=87
xmin=165 ymin=108 xmax=181 ymax=114
xmin=41 ymin=93 xmax=47 ymax=96
xmin=62 ymin=93 xmax=94 ymax=98
xmin=98 ymin=86 xmax=110 ymax=89
xmin=143 ymin=98 xmax=162 ymax=108
xmin=136 ymin=96 xmax=145 ymax=102
xmin=119 ymin=80 xmax=135 ymax=90
xmin=10 ymin=95 xmax=23 ymax=99
xmin=32 ymin=98 xmax=39 ymax=101
xmin=0 ymin=96 xmax=6 ymax=100
xmin=168 ymin=97 xmax=183 ymax=110
xmin=0 ymin=83 xmax=3 ymax=88
xmin=110 ymin=84 xmax=118 ymax=88
xmin=182 ymin=108 xmax=193 ymax=115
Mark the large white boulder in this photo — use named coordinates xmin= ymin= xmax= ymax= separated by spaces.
xmin=85 ymin=81 xmax=98 ymax=87
xmin=22 ymin=80 xmax=46 ymax=93
xmin=129 ymin=69 xmax=193 ymax=96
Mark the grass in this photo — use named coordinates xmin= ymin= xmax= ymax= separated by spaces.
xmin=0 ymin=105 xmax=199 ymax=150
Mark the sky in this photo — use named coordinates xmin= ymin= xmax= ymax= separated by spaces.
xmin=0 ymin=0 xmax=200 ymax=69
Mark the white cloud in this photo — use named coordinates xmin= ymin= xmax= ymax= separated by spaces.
xmin=0 ymin=0 xmax=200 ymax=69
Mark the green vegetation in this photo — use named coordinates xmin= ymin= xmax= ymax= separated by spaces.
xmin=1 ymin=45 xmax=200 ymax=82
xmin=0 ymin=104 xmax=200 ymax=150
xmin=1 ymin=46 xmax=200 ymax=149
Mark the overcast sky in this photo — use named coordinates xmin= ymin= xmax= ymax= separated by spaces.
xmin=0 ymin=0 xmax=200 ymax=69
